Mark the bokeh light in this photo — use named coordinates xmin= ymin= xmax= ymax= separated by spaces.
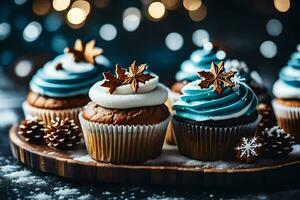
xmin=67 ymin=8 xmax=86 ymax=25
xmin=51 ymin=35 xmax=67 ymax=53
xmin=44 ymin=13 xmax=63 ymax=32
xmin=165 ymin=32 xmax=184 ymax=51
xmin=99 ymin=24 xmax=117 ymax=41
xmin=266 ymin=19 xmax=283 ymax=36
xmin=53 ymin=0 xmax=70 ymax=11
xmin=72 ymin=0 xmax=91 ymax=17
xmin=203 ymin=41 xmax=213 ymax=51
xmin=14 ymin=60 xmax=32 ymax=77
xmin=183 ymin=0 xmax=202 ymax=11
xmin=32 ymin=0 xmax=51 ymax=16
xmin=0 ymin=51 xmax=14 ymax=66
xmin=148 ymin=2 xmax=166 ymax=20
xmin=192 ymin=29 xmax=209 ymax=47
xmin=14 ymin=0 xmax=27 ymax=5
xmin=161 ymin=0 xmax=179 ymax=10
xmin=189 ymin=3 xmax=207 ymax=22
xmin=22 ymin=21 xmax=42 ymax=42
xmin=94 ymin=0 xmax=109 ymax=8
xmin=123 ymin=7 xmax=141 ymax=32
xmin=0 ymin=110 xmax=18 ymax=128
xmin=274 ymin=0 xmax=290 ymax=12
xmin=0 ymin=23 xmax=11 ymax=41
xmin=260 ymin=41 xmax=277 ymax=58
xmin=216 ymin=50 xmax=226 ymax=60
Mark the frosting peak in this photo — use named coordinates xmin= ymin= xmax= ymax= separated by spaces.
xmin=89 ymin=74 xmax=168 ymax=109
xmin=273 ymin=46 xmax=300 ymax=99
xmin=30 ymin=53 xmax=111 ymax=97
xmin=176 ymin=45 xmax=225 ymax=81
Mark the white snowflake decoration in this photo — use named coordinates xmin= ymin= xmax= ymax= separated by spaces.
xmin=236 ymin=137 xmax=262 ymax=158
xmin=231 ymin=73 xmax=246 ymax=93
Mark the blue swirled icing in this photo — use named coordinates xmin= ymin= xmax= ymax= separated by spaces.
xmin=30 ymin=54 xmax=111 ymax=97
xmin=273 ymin=47 xmax=300 ymax=99
xmin=175 ymin=47 xmax=223 ymax=81
xmin=173 ymin=81 xmax=258 ymax=121
xmin=279 ymin=51 xmax=300 ymax=87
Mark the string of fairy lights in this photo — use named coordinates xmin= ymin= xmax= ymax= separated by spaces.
xmin=0 ymin=0 xmax=294 ymax=80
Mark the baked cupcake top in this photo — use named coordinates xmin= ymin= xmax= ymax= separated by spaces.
xmin=173 ymin=62 xmax=258 ymax=121
xmin=30 ymin=39 xmax=111 ymax=97
xmin=175 ymin=43 xmax=224 ymax=81
xmin=89 ymin=61 xmax=168 ymax=109
xmin=273 ymin=45 xmax=300 ymax=99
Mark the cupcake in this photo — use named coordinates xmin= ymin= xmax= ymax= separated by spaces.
xmin=172 ymin=61 xmax=260 ymax=160
xmin=225 ymin=59 xmax=271 ymax=104
xmin=23 ymin=39 xmax=111 ymax=126
xmin=272 ymin=46 xmax=300 ymax=143
xmin=79 ymin=62 xmax=171 ymax=164
xmin=166 ymin=42 xmax=224 ymax=144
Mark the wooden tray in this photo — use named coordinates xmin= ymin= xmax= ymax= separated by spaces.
xmin=9 ymin=124 xmax=300 ymax=188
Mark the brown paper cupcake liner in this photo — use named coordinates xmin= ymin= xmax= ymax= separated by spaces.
xmin=172 ymin=115 xmax=261 ymax=161
xmin=272 ymin=100 xmax=300 ymax=143
xmin=165 ymin=90 xmax=180 ymax=145
xmin=79 ymin=112 xmax=171 ymax=164
xmin=22 ymin=101 xmax=83 ymax=126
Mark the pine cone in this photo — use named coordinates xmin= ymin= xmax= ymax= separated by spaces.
xmin=261 ymin=126 xmax=295 ymax=158
xmin=44 ymin=117 xmax=82 ymax=150
xmin=256 ymin=103 xmax=277 ymax=136
xmin=18 ymin=117 xmax=45 ymax=144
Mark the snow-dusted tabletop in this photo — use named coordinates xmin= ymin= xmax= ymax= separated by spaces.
xmin=1 ymin=121 xmax=300 ymax=199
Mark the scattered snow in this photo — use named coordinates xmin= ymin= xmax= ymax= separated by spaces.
xmin=72 ymin=155 xmax=94 ymax=162
xmin=0 ymin=164 xmax=19 ymax=173
xmin=4 ymin=170 xmax=31 ymax=178
xmin=31 ymin=192 xmax=52 ymax=200
xmin=54 ymin=188 xmax=80 ymax=197
xmin=103 ymin=191 xmax=111 ymax=195
xmin=78 ymin=194 xmax=93 ymax=200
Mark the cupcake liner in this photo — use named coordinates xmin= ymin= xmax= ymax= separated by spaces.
xmin=172 ymin=116 xmax=261 ymax=161
xmin=165 ymin=90 xmax=180 ymax=145
xmin=272 ymin=100 xmax=300 ymax=143
xmin=79 ymin=112 xmax=171 ymax=164
xmin=22 ymin=101 xmax=83 ymax=126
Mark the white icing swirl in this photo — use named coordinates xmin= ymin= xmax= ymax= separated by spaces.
xmin=273 ymin=80 xmax=300 ymax=99
xmin=89 ymin=75 xmax=168 ymax=109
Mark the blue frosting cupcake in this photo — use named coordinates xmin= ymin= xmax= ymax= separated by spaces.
xmin=30 ymin=53 xmax=110 ymax=97
xmin=272 ymin=45 xmax=300 ymax=143
xmin=23 ymin=39 xmax=111 ymax=126
xmin=172 ymin=62 xmax=260 ymax=160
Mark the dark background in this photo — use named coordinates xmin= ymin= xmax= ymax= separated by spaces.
xmin=0 ymin=0 xmax=300 ymax=199
xmin=1 ymin=0 xmax=299 ymax=88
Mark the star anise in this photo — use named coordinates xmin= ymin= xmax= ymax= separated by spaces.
xmin=64 ymin=39 xmax=103 ymax=64
xmin=123 ymin=61 xmax=154 ymax=93
xmin=101 ymin=64 xmax=127 ymax=94
xmin=198 ymin=61 xmax=236 ymax=94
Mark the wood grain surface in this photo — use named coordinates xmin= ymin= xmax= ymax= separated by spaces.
xmin=9 ymin=124 xmax=300 ymax=188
